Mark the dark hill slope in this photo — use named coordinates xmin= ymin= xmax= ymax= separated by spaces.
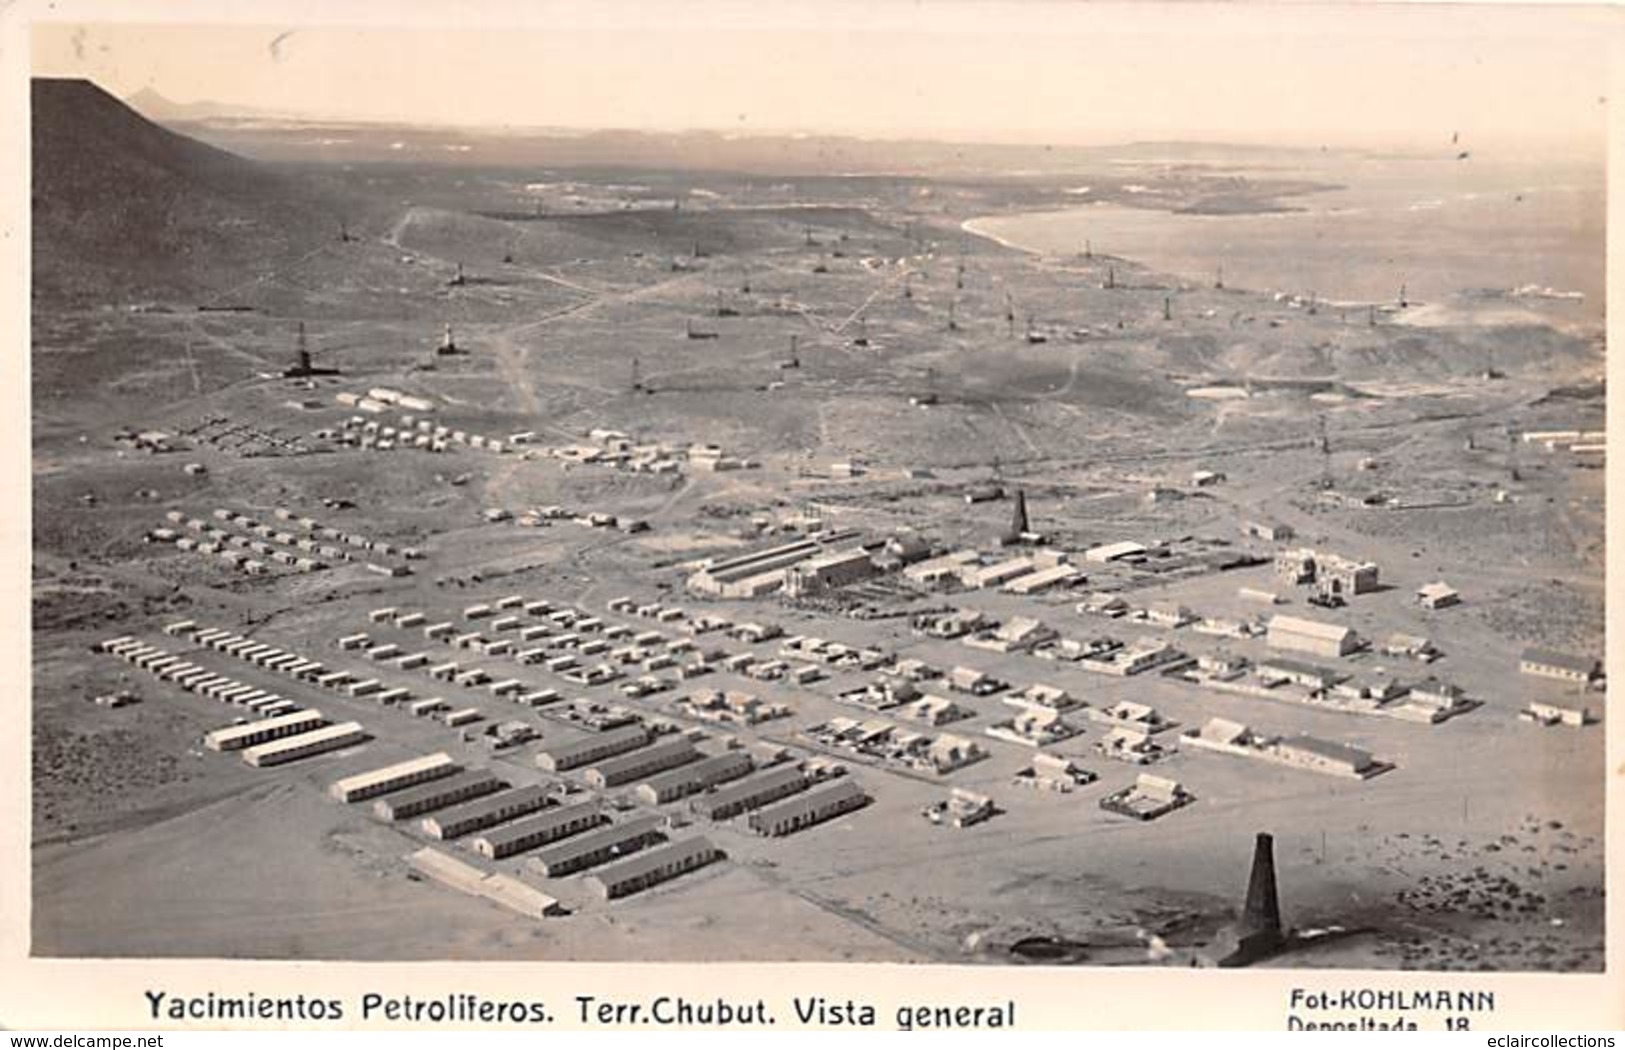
xmin=31 ymin=78 xmax=344 ymax=304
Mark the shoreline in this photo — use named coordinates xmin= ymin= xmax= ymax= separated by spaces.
xmin=958 ymin=210 xmax=1602 ymax=338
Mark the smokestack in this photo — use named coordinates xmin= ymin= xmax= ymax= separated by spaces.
xmin=1239 ymin=832 xmax=1283 ymax=944
xmin=1010 ymin=489 xmax=1030 ymax=538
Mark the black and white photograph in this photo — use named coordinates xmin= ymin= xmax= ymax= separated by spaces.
xmin=21 ymin=1 xmax=1612 ymax=984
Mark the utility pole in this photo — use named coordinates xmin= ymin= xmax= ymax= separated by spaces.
xmin=1318 ymin=416 xmax=1332 ymax=490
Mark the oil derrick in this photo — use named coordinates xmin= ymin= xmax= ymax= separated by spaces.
xmin=1004 ymin=292 xmax=1016 ymax=336
xmin=448 ymin=262 xmax=466 ymax=287
xmin=338 ymin=220 xmax=353 ymax=243
xmin=1025 ymin=315 xmax=1047 ymax=344
xmin=1398 ymin=282 xmax=1409 ymax=309
xmin=1163 ymin=296 xmax=1173 ymax=321
xmin=740 ymin=269 xmax=752 ymax=295
xmin=903 ymin=274 xmax=912 ymax=300
xmin=437 ymin=323 xmax=461 ymax=356
xmin=1105 ymin=267 xmax=1116 ymax=290
xmin=1214 ymin=265 xmax=1224 ymax=290
xmin=715 ymin=290 xmax=739 ymax=318
xmin=780 ymin=334 xmax=801 ymax=370
xmin=630 ymin=356 xmax=646 ymax=394
xmin=851 ymin=318 xmax=870 ymax=347
xmin=283 ymin=322 xmax=340 ymax=378
xmin=956 ymin=259 xmax=966 ymax=291
xmin=948 ymin=299 xmax=960 ymax=331
xmin=1307 ymin=291 xmax=1318 ymax=316
xmin=1218 ymin=832 xmax=1288 ymax=967
xmin=1084 ymin=239 xmax=1092 ymax=259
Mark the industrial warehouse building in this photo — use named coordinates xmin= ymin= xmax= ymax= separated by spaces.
xmin=582 ymin=836 xmax=721 ymax=900
xmin=633 ymin=751 xmax=753 ymax=805
xmin=582 ymin=737 xmax=699 ymax=789
xmin=690 ymin=763 xmax=808 ymax=820
xmin=372 ymin=769 xmax=506 ymax=821
xmin=471 ymin=800 xmax=604 ymax=859
xmin=686 ymin=538 xmax=822 ymax=598
xmin=242 ymin=722 xmax=365 ymax=767
xmin=747 ymin=778 xmax=869 ymax=836
xmin=422 ymin=784 xmax=551 ymax=840
xmin=1266 ymin=615 xmax=1361 ymax=658
xmin=783 ymin=547 xmax=880 ymax=598
xmin=903 ymin=549 xmax=979 ymax=587
xmin=205 ymin=709 xmax=324 ymax=751
xmin=329 ymin=753 xmax=459 ymax=803
xmin=526 ymin=814 xmax=666 ymax=878
xmin=536 ymin=724 xmax=650 ymax=771
xmin=1519 ymin=648 xmax=1600 ymax=684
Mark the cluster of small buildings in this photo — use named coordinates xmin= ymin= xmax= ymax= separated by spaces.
xmin=806 ymin=718 xmax=988 ymax=775
xmin=157 ymin=506 xmax=417 ymax=578
xmin=1522 ymin=428 xmax=1605 ymax=456
xmin=335 ymin=387 xmax=435 ymax=415
xmin=103 ymin=628 xmax=372 ymax=768
xmin=547 ymin=429 xmax=759 ymax=476
xmin=152 ymin=510 xmax=327 ymax=576
xmin=497 ymin=504 xmax=645 ymax=533
xmin=1176 ymin=651 xmax=1476 ymax=724
xmin=674 ymin=689 xmax=791 ymax=726
xmin=99 ymin=633 xmax=309 ymax=727
xmin=329 ymin=411 xmax=512 ymax=455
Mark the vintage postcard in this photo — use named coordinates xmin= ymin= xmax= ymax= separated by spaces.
xmin=1 ymin=0 xmax=1620 ymax=1032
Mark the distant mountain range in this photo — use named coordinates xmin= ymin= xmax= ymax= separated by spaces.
xmin=120 ymin=87 xmax=1348 ymax=177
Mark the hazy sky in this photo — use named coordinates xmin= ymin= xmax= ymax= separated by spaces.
xmin=31 ymin=2 xmax=1617 ymax=151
